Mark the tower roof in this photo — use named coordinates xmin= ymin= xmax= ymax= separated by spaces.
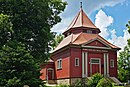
xmin=63 ymin=8 xmax=100 ymax=34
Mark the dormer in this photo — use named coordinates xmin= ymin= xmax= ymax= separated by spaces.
xmin=63 ymin=8 xmax=100 ymax=37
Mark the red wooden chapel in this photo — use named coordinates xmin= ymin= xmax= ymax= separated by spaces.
xmin=40 ymin=3 xmax=120 ymax=85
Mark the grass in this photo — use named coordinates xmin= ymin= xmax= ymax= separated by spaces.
xmin=46 ymin=84 xmax=125 ymax=87
xmin=47 ymin=86 xmax=124 ymax=87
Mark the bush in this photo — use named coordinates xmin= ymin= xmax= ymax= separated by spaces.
xmin=96 ymin=78 xmax=114 ymax=87
xmin=72 ymin=79 xmax=88 ymax=87
xmin=87 ymin=73 xmax=103 ymax=87
xmin=118 ymin=68 xmax=129 ymax=82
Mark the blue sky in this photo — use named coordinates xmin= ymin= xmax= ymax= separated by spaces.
xmin=51 ymin=0 xmax=130 ymax=51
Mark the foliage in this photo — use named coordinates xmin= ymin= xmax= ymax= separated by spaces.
xmin=0 ymin=0 xmax=67 ymax=63
xmin=51 ymin=33 xmax=64 ymax=50
xmin=87 ymin=73 xmax=103 ymax=87
xmin=0 ymin=41 xmax=44 ymax=87
xmin=0 ymin=14 xmax=13 ymax=48
xmin=118 ymin=68 xmax=129 ymax=82
xmin=126 ymin=20 xmax=130 ymax=35
xmin=118 ymin=45 xmax=130 ymax=82
xmin=0 ymin=0 xmax=67 ymax=86
xmin=96 ymin=78 xmax=114 ymax=87
xmin=71 ymin=79 xmax=87 ymax=87
xmin=117 ymin=21 xmax=130 ymax=82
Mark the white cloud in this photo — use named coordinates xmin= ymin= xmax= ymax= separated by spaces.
xmin=51 ymin=17 xmax=72 ymax=33
xmin=108 ymin=29 xmax=130 ymax=50
xmin=95 ymin=10 xmax=130 ymax=51
xmin=95 ymin=10 xmax=113 ymax=38
xmin=51 ymin=0 xmax=128 ymax=33
xmin=86 ymin=0 xmax=127 ymax=14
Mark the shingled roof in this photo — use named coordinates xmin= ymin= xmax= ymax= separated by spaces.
xmin=63 ymin=8 xmax=100 ymax=34
xmin=53 ymin=33 xmax=120 ymax=52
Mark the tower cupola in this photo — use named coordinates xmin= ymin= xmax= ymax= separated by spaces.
xmin=63 ymin=3 xmax=100 ymax=37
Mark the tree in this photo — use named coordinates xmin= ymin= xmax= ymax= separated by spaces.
xmin=118 ymin=46 xmax=130 ymax=82
xmin=51 ymin=33 xmax=64 ymax=50
xmin=0 ymin=0 xmax=67 ymax=63
xmin=118 ymin=21 xmax=130 ymax=82
xmin=126 ymin=21 xmax=130 ymax=33
xmin=0 ymin=41 xmax=44 ymax=87
xmin=126 ymin=21 xmax=130 ymax=46
xmin=0 ymin=14 xmax=13 ymax=48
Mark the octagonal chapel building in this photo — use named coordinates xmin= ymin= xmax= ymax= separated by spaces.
xmin=40 ymin=6 xmax=120 ymax=85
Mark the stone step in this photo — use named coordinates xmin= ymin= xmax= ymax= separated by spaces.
xmin=48 ymin=80 xmax=57 ymax=84
xmin=109 ymin=77 xmax=122 ymax=85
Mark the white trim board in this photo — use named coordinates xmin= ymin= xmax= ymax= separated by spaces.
xmin=82 ymin=52 xmax=88 ymax=77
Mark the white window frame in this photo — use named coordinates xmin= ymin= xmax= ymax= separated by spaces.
xmin=110 ymin=59 xmax=114 ymax=68
xmin=57 ymin=59 xmax=62 ymax=69
xmin=91 ymin=58 xmax=100 ymax=64
xmin=75 ymin=58 xmax=79 ymax=66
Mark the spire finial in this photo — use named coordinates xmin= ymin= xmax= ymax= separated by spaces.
xmin=80 ymin=2 xmax=82 ymax=9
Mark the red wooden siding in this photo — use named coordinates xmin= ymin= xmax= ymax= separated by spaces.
xmin=52 ymin=49 xmax=70 ymax=79
xmin=40 ymin=68 xmax=46 ymax=80
xmin=109 ymin=51 xmax=117 ymax=77
xmin=70 ymin=48 xmax=82 ymax=78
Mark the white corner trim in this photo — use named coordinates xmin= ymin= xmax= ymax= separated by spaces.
xmin=85 ymin=52 xmax=88 ymax=77
xmin=82 ymin=52 xmax=88 ymax=77
xmin=104 ymin=53 xmax=109 ymax=76
xmin=82 ymin=52 xmax=84 ymax=77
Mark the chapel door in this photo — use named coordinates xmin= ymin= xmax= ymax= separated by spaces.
xmin=92 ymin=64 xmax=100 ymax=74
xmin=47 ymin=69 xmax=53 ymax=80
xmin=90 ymin=58 xmax=101 ymax=75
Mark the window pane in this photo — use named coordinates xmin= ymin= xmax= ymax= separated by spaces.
xmin=110 ymin=60 xmax=114 ymax=67
xmin=91 ymin=59 xmax=99 ymax=63
xmin=57 ymin=59 xmax=62 ymax=69
xmin=59 ymin=59 xmax=62 ymax=69
xmin=57 ymin=61 xmax=59 ymax=69
xmin=75 ymin=58 xmax=79 ymax=66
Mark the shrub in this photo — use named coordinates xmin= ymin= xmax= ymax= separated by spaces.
xmin=118 ymin=68 xmax=129 ymax=82
xmin=72 ymin=79 xmax=87 ymax=87
xmin=96 ymin=78 xmax=114 ymax=87
xmin=87 ymin=73 xmax=103 ymax=87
